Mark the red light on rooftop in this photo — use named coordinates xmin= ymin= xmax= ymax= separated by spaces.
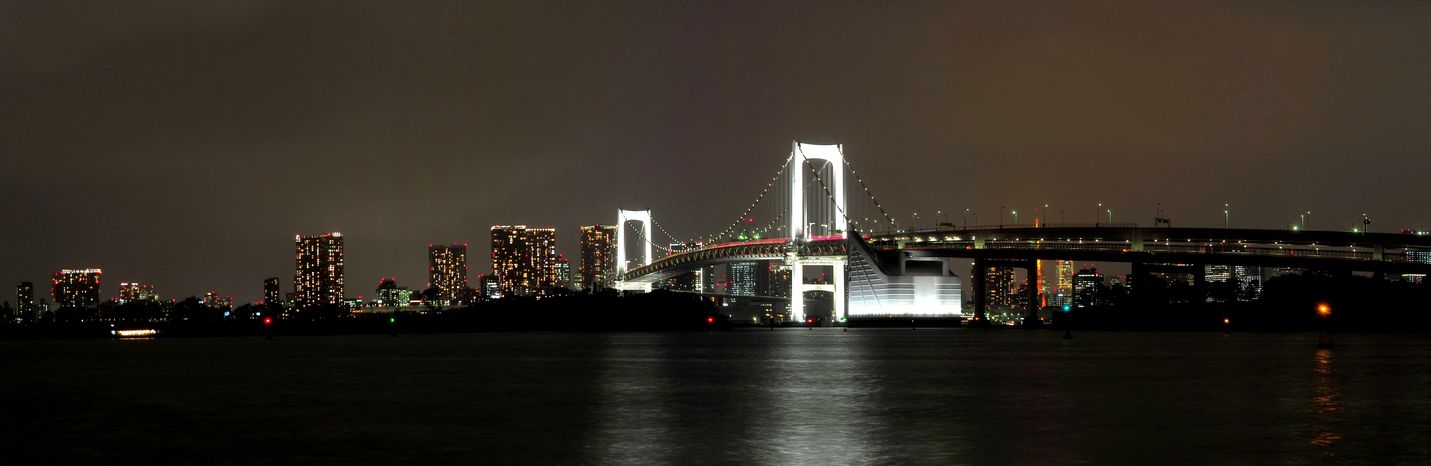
xmin=706 ymin=316 xmax=715 ymax=324
xmin=263 ymin=316 xmax=273 ymax=326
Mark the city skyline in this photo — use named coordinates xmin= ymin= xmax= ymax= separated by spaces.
xmin=4 ymin=1 xmax=1431 ymax=302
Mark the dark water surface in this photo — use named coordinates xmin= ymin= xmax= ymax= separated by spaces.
xmin=4 ymin=330 xmax=1430 ymax=464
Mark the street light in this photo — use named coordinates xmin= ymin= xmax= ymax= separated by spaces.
xmin=1000 ymin=206 xmax=1006 ymax=228
xmin=1096 ymin=203 xmax=1102 ymax=227
xmin=1012 ymin=210 xmax=1019 ymax=225
xmin=1224 ymin=203 xmax=1229 ymax=228
xmin=1106 ymin=209 xmax=1112 ymax=224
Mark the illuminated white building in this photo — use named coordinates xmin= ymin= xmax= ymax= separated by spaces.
xmin=846 ymin=236 xmax=962 ymax=318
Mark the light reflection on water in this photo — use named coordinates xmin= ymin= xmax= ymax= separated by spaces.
xmin=3 ymin=330 xmax=1431 ymax=463
xmin=1309 ymin=349 xmax=1342 ymax=454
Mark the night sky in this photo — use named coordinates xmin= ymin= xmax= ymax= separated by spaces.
xmin=3 ymin=1 xmax=1429 ymax=302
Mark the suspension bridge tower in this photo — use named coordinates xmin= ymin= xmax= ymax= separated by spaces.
xmin=787 ymin=142 xmax=848 ymax=324
xmin=615 ymin=209 xmax=654 ymax=292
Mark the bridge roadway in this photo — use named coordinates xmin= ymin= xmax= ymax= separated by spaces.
xmin=624 ymin=225 xmax=1431 ymax=284
xmin=622 ymin=225 xmax=1431 ymax=324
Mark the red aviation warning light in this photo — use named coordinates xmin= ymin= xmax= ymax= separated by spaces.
xmin=706 ymin=316 xmax=716 ymax=324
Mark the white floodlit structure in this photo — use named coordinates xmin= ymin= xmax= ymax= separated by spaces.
xmin=847 ymin=236 xmax=962 ymax=318
xmin=616 ymin=209 xmax=653 ymax=275
xmin=789 ymin=142 xmax=847 ymax=242
xmin=787 ymin=142 xmax=848 ymax=323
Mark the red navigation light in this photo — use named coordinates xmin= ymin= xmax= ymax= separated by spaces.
xmin=806 ymin=318 xmax=814 ymax=325
xmin=706 ymin=316 xmax=715 ymax=324
xmin=263 ymin=316 xmax=273 ymax=326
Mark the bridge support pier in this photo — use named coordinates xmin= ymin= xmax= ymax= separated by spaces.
xmin=833 ymin=262 xmax=846 ymax=322
xmin=970 ymin=257 xmax=990 ymax=327
xmin=1022 ymin=258 xmax=1041 ymax=327
xmin=1130 ymin=261 xmax=1148 ymax=309
xmin=788 ymin=260 xmax=845 ymax=325
xmin=791 ymin=263 xmax=805 ymax=324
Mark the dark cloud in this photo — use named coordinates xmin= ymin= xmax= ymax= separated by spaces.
xmin=3 ymin=0 xmax=1429 ymax=301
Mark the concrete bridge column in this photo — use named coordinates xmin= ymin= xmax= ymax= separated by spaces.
xmin=833 ymin=262 xmax=846 ymax=322
xmin=971 ymin=256 xmax=988 ymax=326
xmin=790 ymin=263 xmax=805 ymax=323
xmin=1023 ymin=258 xmax=1041 ymax=327
xmin=1130 ymin=261 xmax=1148 ymax=309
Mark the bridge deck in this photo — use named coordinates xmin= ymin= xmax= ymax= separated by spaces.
xmin=621 ymin=227 xmax=1431 ymax=283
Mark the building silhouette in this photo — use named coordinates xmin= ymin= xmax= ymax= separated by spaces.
xmin=555 ymin=254 xmax=571 ymax=290
xmin=16 ymin=282 xmax=36 ymax=317
xmin=986 ymin=266 xmax=1015 ymax=309
xmin=52 ymin=269 xmax=102 ymax=308
xmin=1054 ymin=260 xmax=1075 ymax=307
xmin=578 ymin=225 xmax=618 ymax=291
xmin=428 ymin=244 xmax=470 ymax=305
xmin=375 ymin=278 xmax=412 ymax=308
xmin=263 ymin=277 xmax=281 ymax=306
xmin=294 ymin=233 xmax=345 ymax=309
xmin=491 ymin=225 xmax=558 ymax=297
xmin=117 ymin=282 xmax=158 ymax=303
xmin=1073 ymin=268 xmax=1104 ymax=308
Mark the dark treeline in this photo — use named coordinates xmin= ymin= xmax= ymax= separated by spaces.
xmin=1051 ymin=273 xmax=1431 ymax=332
xmin=0 ymin=291 xmax=725 ymax=339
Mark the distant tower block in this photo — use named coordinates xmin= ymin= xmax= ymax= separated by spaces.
xmin=616 ymin=209 xmax=653 ymax=275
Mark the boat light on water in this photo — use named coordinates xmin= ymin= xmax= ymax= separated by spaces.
xmin=113 ymin=329 xmax=159 ymax=338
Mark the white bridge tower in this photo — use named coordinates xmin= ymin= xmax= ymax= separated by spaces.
xmin=788 ymin=142 xmax=847 ymax=323
xmin=615 ymin=209 xmax=654 ymax=292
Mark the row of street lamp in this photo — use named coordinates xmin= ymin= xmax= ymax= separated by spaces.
xmin=904 ymin=204 xmax=1373 ymax=232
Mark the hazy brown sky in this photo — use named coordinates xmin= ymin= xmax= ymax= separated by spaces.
xmin=3 ymin=1 xmax=1429 ymax=301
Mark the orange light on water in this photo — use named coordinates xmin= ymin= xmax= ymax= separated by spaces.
xmin=1317 ymin=303 xmax=1331 ymax=317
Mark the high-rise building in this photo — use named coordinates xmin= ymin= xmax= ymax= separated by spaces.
xmin=1204 ymin=264 xmax=1233 ymax=283
xmin=729 ymin=261 xmax=769 ymax=296
xmin=294 ymin=233 xmax=345 ymax=309
xmin=578 ymin=225 xmax=618 ymax=291
xmin=117 ymin=282 xmax=158 ymax=303
xmin=52 ymin=269 xmax=102 ymax=308
xmin=491 ymin=225 xmax=558 ymax=297
xmin=375 ymin=278 xmax=412 ymax=308
xmin=1233 ymin=265 xmax=1263 ymax=301
xmin=1053 ymin=258 xmax=1076 ymax=298
xmin=428 ymin=244 xmax=470 ymax=305
xmin=555 ymin=254 xmax=571 ymax=290
xmin=768 ymin=264 xmax=791 ymax=298
xmin=263 ymin=277 xmax=281 ymax=305
xmin=477 ymin=274 xmax=501 ymax=300
xmin=986 ymin=267 xmax=1015 ymax=309
xmin=16 ymin=282 xmax=36 ymax=315
xmin=1073 ymin=268 xmax=1104 ymax=308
